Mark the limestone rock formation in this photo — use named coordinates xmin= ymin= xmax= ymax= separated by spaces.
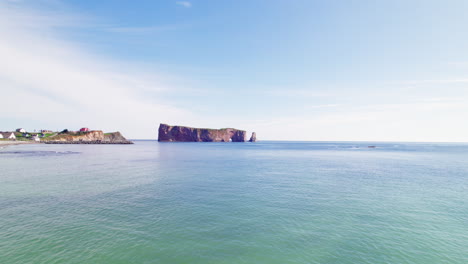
xmin=103 ymin=131 xmax=128 ymax=142
xmin=43 ymin=131 xmax=132 ymax=144
xmin=249 ymin=132 xmax=257 ymax=142
xmin=158 ymin=123 xmax=247 ymax=142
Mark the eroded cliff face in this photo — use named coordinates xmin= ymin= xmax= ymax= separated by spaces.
xmin=249 ymin=132 xmax=257 ymax=142
xmin=45 ymin=130 xmax=105 ymax=142
xmin=158 ymin=124 xmax=247 ymax=142
xmin=44 ymin=131 xmax=132 ymax=144
xmin=103 ymin=131 xmax=128 ymax=142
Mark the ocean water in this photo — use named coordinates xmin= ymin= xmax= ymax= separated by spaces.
xmin=0 ymin=141 xmax=467 ymax=264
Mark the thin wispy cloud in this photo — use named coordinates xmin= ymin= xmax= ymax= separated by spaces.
xmin=307 ymin=104 xmax=341 ymax=109
xmin=414 ymin=97 xmax=464 ymax=103
xmin=266 ymin=89 xmax=333 ymax=98
xmin=406 ymin=79 xmax=468 ymax=84
xmin=106 ymin=24 xmax=183 ymax=34
xmin=1 ymin=1 xmax=468 ymax=142
xmin=245 ymin=99 xmax=468 ymax=141
xmin=0 ymin=1 xmax=194 ymax=138
xmin=176 ymin=1 xmax=192 ymax=8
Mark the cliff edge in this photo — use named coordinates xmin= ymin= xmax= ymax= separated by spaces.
xmin=158 ymin=123 xmax=247 ymax=142
xmin=43 ymin=131 xmax=133 ymax=144
xmin=249 ymin=132 xmax=257 ymax=142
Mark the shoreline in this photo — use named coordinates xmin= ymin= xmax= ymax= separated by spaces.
xmin=43 ymin=140 xmax=133 ymax=144
xmin=0 ymin=141 xmax=38 ymax=148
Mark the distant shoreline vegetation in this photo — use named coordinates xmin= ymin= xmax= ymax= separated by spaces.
xmin=0 ymin=128 xmax=133 ymax=144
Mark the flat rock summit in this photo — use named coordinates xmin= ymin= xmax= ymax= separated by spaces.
xmin=158 ymin=123 xmax=255 ymax=142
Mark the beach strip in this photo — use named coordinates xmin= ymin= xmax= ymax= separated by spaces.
xmin=0 ymin=141 xmax=37 ymax=148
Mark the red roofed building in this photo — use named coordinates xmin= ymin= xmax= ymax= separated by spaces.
xmin=79 ymin=127 xmax=89 ymax=132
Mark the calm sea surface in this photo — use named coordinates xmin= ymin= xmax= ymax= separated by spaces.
xmin=0 ymin=141 xmax=467 ymax=263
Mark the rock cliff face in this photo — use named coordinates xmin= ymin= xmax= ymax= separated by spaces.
xmin=249 ymin=132 xmax=257 ymax=142
xmin=158 ymin=124 xmax=247 ymax=142
xmin=103 ymin=131 xmax=128 ymax=142
xmin=43 ymin=131 xmax=132 ymax=144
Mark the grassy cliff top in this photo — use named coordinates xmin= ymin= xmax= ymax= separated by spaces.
xmin=160 ymin=124 xmax=245 ymax=132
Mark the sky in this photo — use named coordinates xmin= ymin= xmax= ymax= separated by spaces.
xmin=1 ymin=0 xmax=468 ymax=141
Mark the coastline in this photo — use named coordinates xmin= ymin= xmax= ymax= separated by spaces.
xmin=0 ymin=141 xmax=38 ymax=148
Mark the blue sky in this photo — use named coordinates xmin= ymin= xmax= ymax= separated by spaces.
xmin=1 ymin=0 xmax=468 ymax=141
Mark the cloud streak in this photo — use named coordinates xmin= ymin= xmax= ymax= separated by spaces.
xmin=1 ymin=1 xmax=468 ymax=142
xmin=176 ymin=1 xmax=192 ymax=8
xmin=105 ymin=24 xmax=184 ymax=34
xmin=0 ymin=1 xmax=194 ymax=138
xmin=246 ymin=100 xmax=468 ymax=142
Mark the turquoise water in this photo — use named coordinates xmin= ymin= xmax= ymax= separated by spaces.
xmin=0 ymin=141 xmax=467 ymax=263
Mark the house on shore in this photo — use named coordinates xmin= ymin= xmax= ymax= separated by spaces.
xmin=16 ymin=128 xmax=26 ymax=133
xmin=31 ymin=134 xmax=41 ymax=142
xmin=41 ymin=130 xmax=53 ymax=133
xmin=0 ymin=132 xmax=16 ymax=140
xmin=79 ymin=127 xmax=90 ymax=132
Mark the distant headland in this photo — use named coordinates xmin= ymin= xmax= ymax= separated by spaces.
xmin=158 ymin=123 xmax=256 ymax=142
xmin=0 ymin=127 xmax=133 ymax=144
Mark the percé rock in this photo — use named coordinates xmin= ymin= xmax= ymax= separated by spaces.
xmin=249 ymin=132 xmax=257 ymax=142
xmin=43 ymin=131 xmax=133 ymax=144
xmin=158 ymin=123 xmax=247 ymax=142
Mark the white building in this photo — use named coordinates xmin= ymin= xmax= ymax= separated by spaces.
xmin=31 ymin=135 xmax=41 ymax=142
xmin=16 ymin=128 xmax=26 ymax=133
xmin=0 ymin=132 xmax=16 ymax=140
